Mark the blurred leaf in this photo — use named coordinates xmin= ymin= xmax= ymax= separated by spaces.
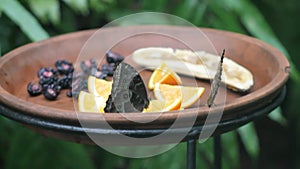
xmin=0 ymin=0 xmax=49 ymax=41
xmin=198 ymin=138 xmax=213 ymax=163
xmin=207 ymin=1 xmax=246 ymax=34
xmin=127 ymin=144 xmax=186 ymax=169
xmin=225 ymin=0 xmax=300 ymax=83
xmin=101 ymin=151 xmax=125 ymax=169
xmin=28 ymin=0 xmax=60 ymax=24
xmin=63 ymin=0 xmax=89 ymax=15
xmin=221 ymin=131 xmax=239 ymax=169
xmin=5 ymin=127 xmax=96 ymax=169
xmin=141 ymin=0 xmax=168 ymax=11
xmin=174 ymin=0 xmax=198 ymax=19
xmin=106 ymin=8 xmax=135 ymax=22
xmin=0 ymin=117 xmax=15 ymax=151
xmin=108 ymin=12 xmax=189 ymax=26
xmin=198 ymin=138 xmax=214 ymax=168
xmin=191 ymin=1 xmax=208 ymax=26
xmin=237 ymin=123 xmax=259 ymax=159
xmin=89 ymin=0 xmax=111 ymax=12
xmin=268 ymin=107 xmax=287 ymax=126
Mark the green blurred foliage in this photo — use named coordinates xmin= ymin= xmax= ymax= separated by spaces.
xmin=0 ymin=117 xmax=97 ymax=169
xmin=0 ymin=0 xmax=299 ymax=169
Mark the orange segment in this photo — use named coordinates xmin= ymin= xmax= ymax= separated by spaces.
xmin=148 ymin=62 xmax=182 ymax=90
xmin=87 ymin=76 xmax=112 ymax=100
xmin=180 ymin=86 xmax=205 ymax=108
xmin=154 ymin=83 xmax=182 ymax=101
xmin=143 ymin=98 xmax=182 ymax=112
xmin=154 ymin=84 xmax=205 ymax=108
xmin=78 ymin=91 xmax=106 ymax=113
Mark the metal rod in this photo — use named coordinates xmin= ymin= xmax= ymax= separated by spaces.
xmin=214 ymin=135 xmax=222 ymax=169
xmin=187 ymin=139 xmax=197 ymax=169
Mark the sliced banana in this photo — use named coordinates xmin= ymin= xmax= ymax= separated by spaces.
xmin=132 ymin=47 xmax=254 ymax=92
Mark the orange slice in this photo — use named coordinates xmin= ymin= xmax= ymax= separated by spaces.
xmin=143 ymin=98 xmax=182 ymax=112
xmin=148 ymin=62 xmax=182 ymax=90
xmin=78 ymin=91 xmax=106 ymax=113
xmin=87 ymin=76 xmax=112 ymax=100
xmin=154 ymin=84 xmax=205 ymax=108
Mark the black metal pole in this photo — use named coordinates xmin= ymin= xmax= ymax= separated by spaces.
xmin=187 ymin=139 xmax=197 ymax=169
xmin=214 ymin=135 xmax=222 ymax=169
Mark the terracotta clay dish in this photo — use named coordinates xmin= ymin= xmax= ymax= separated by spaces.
xmin=0 ymin=26 xmax=289 ymax=144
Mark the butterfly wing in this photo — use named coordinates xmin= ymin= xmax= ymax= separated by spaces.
xmin=104 ymin=62 xmax=149 ymax=113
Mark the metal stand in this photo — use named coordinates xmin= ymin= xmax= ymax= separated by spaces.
xmin=184 ymin=87 xmax=286 ymax=169
xmin=186 ymin=136 xmax=222 ymax=169
xmin=187 ymin=139 xmax=197 ymax=169
xmin=214 ymin=135 xmax=222 ymax=169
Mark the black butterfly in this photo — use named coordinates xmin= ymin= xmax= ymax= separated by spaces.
xmin=104 ymin=62 xmax=149 ymax=113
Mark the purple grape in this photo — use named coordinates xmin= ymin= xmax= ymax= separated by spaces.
xmin=27 ymin=82 xmax=42 ymax=96
xmin=43 ymin=87 xmax=59 ymax=100
xmin=55 ymin=60 xmax=74 ymax=75
xmin=106 ymin=51 xmax=124 ymax=64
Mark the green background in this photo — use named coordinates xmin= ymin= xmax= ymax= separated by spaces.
xmin=0 ymin=0 xmax=299 ymax=168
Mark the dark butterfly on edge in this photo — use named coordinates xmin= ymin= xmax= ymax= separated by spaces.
xmin=104 ymin=62 xmax=149 ymax=113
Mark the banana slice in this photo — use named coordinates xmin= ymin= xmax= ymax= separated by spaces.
xmin=132 ymin=47 xmax=254 ymax=92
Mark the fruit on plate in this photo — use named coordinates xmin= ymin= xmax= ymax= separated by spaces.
xmin=154 ymin=83 xmax=205 ymax=108
xmin=132 ymin=47 xmax=253 ymax=92
xmin=148 ymin=62 xmax=182 ymax=90
xmin=78 ymin=91 xmax=106 ymax=113
xmin=78 ymin=62 xmax=204 ymax=113
xmin=143 ymin=98 xmax=182 ymax=112
xmin=87 ymin=76 xmax=112 ymax=100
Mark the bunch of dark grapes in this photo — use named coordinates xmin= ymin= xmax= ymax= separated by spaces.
xmin=79 ymin=51 xmax=124 ymax=80
xmin=27 ymin=51 xmax=124 ymax=101
xmin=27 ymin=60 xmax=74 ymax=100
